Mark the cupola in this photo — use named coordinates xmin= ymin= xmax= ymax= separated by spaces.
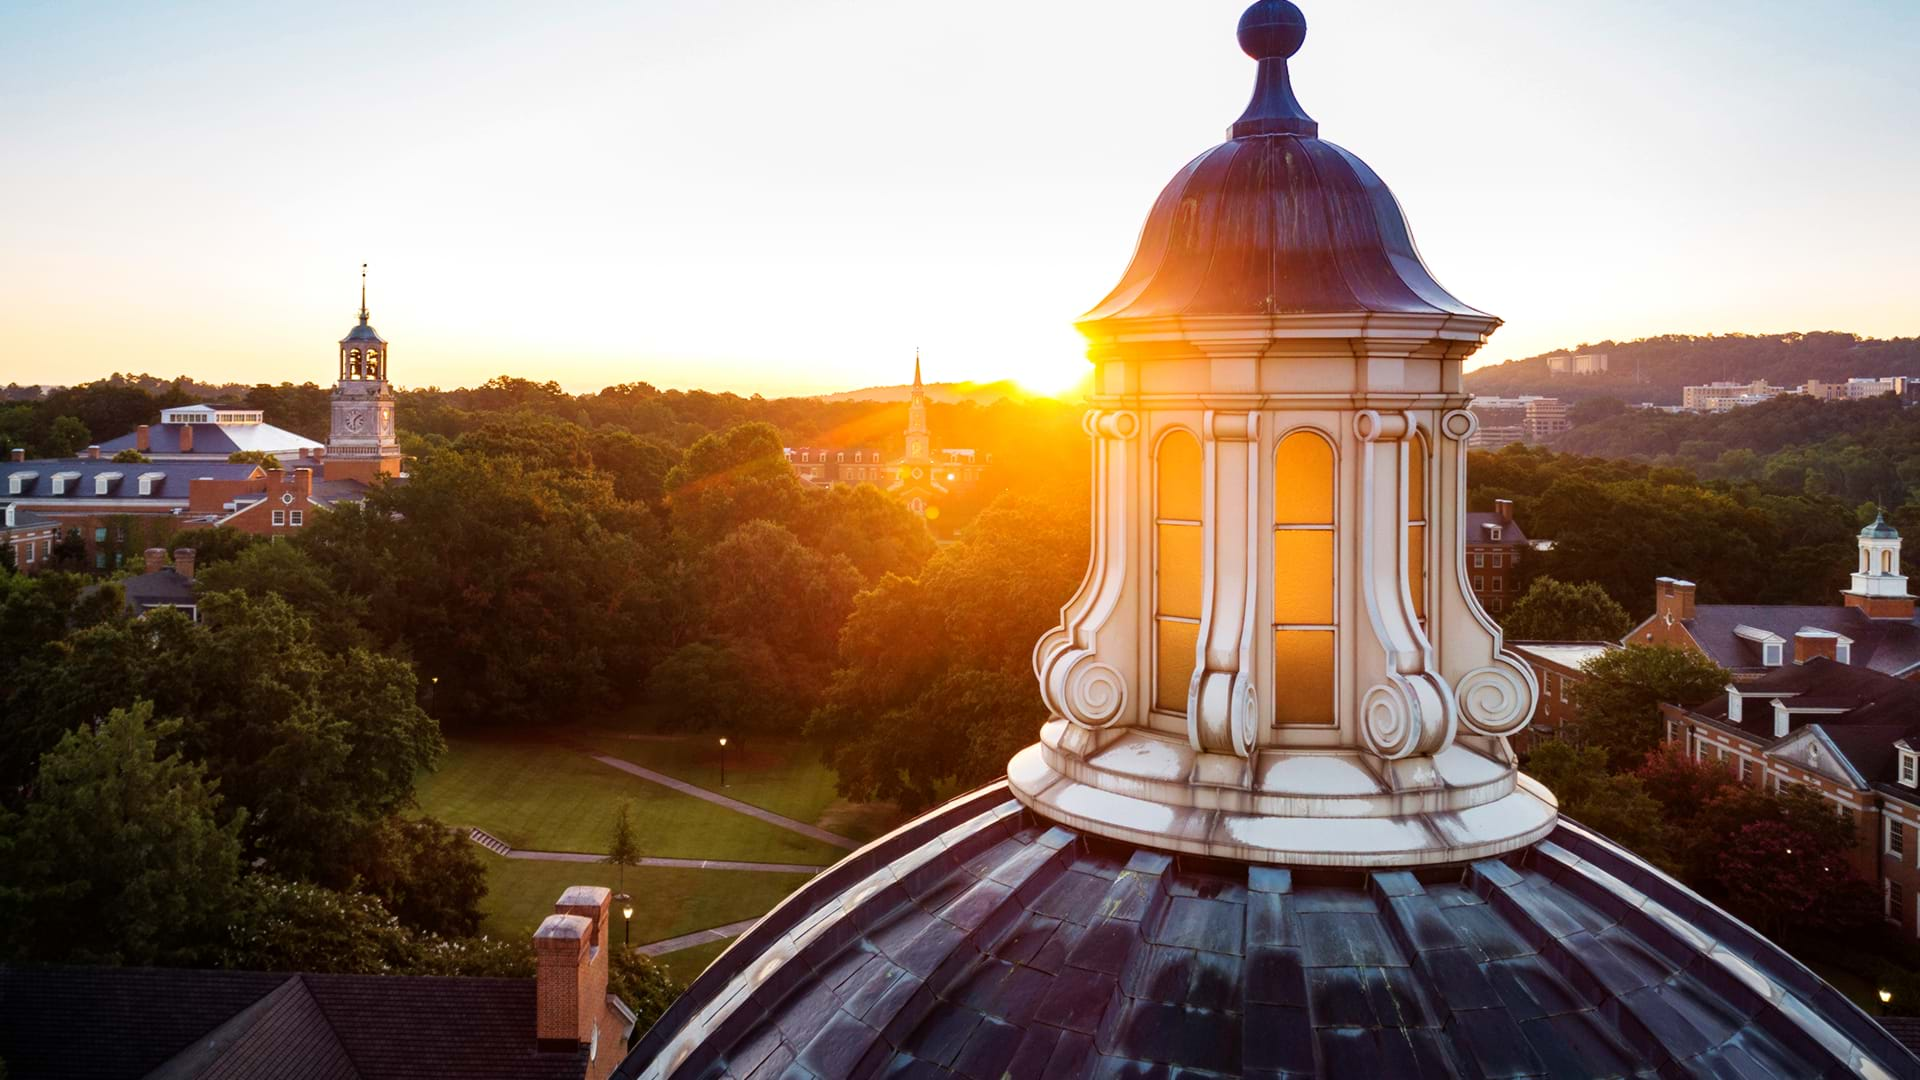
xmin=1021 ymin=0 xmax=1546 ymax=868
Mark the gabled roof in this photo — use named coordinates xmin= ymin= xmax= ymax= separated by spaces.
xmin=1681 ymin=603 xmax=1920 ymax=677
xmin=121 ymin=567 xmax=197 ymax=610
xmin=0 ymin=966 xmax=589 ymax=1080
xmin=1463 ymin=511 xmax=1528 ymax=545
xmin=1678 ymin=658 xmax=1920 ymax=787
xmin=2 ymin=503 xmax=58 ymax=530
xmin=99 ymin=423 xmax=323 ymax=457
xmin=1510 ymin=641 xmax=1617 ymax=674
xmin=4 ymin=459 xmax=263 ymax=502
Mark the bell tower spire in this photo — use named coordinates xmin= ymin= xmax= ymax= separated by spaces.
xmin=904 ymin=349 xmax=931 ymax=464
xmin=325 ymin=263 xmax=404 ymax=485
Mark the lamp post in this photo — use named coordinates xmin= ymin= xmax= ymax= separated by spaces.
xmin=1880 ymin=988 xmax=1893 ymax=1015
xmin=719 ymin=737 xmax=729 ymax=788
xmin=616 ymin=891 xmax=633 ymax=947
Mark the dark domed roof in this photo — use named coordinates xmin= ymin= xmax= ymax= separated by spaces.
xmin=1080 ymin=1 xmax=1486 ymax=324
xmin=342 ymin=321 xmax=385 ymax=345
xmin=1865 ymin=512 xmax=1900 ymax=540
xmin=621 ymin=785 xmax=1916 ymax=1078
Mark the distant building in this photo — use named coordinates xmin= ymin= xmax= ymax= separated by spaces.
xmin=1510 ymin=640 xmax=1620 ymax=751
xmin=1521 ymin=396 xmax=1570 ymax=443
xmin=117 ymin=547 xmax=200 ymax=620
xmin=1466 ymin=498 xmax=1536 ymax=614
xmin=787 ymin=354 xmax=991 ymax=520
xmin=1628 ymin=513 xmax=1920 ymax=680
xmin=1662 ymin=657 xmax=1920 ymax=932
xmin=1681 ymin=379 xmax=1789 ymax=412
xmin=1802 ymin=376 xmax=1915 ymax=404
xmin=0 ymin=886 xmax=635 ymax=1080
xmin=1545 ymin=352 xmax=1609 ymax=376
xmin=2 ymin=502 xmax=59 ymax=573
xmin=98 ymin=404 xmax=324 ymax=462
xmin=1467 ymin=394 xmax=1566 ymax=447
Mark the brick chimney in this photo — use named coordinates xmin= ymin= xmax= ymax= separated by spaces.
xmin=1494 ymin=498 xmax=1515 ymax=523
xmin=1794 ymin=631 xmax=1839 ymax=665
xmin=144 ymin=547 xmax=167 ymax=574
xmin=179 ymin=424 xmax=194 ymax=453
xmin=9 ymin=449 xmax=23 ymax=463
xmin=85 ymin=445 xmax=101 ymax=460
xmin=136 ymin=425 xmax=151 ymax=452
xmin=172 ymin=548 xmax=195 ymax=580
xmin=534 ymin=886 xmax=612 ymax=1057
xmin=1656 ymin=577 xmax=1697 ymax=622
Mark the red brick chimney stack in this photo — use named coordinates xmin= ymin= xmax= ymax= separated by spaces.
xmin=179 ymin=424 xmax=194 ymax=453
xmin=86 ymin=445 xmax=101 ymax=460
xmin=173 ymin=549 xmax=196 ymax=581
xmin=1794 ymin=631 xmax=1839 ymax=665
xmin=1494 ymin=498 xmax=1514 ymax=523
xmin=9 ymin=449 xmax=24 ymax=463
xmin=1655 ymin=577 xmax=1697 ymax=623
xmin=143 ymin=548 xmax=167 ymax=574
xmin=136 ymin=425 xmax=151 ymax=452
xmin=534 ymin=886 xmax=612 ymax=1058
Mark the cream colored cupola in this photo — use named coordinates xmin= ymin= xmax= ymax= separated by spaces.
xmin=1011 ymin=0 xmax=1555 ymax=867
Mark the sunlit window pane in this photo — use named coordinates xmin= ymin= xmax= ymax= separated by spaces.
xmin=1157 ymin=619 xmax=1199 ymax=713
xmin=1273 ymin=530 xmax=1333 ymax=625
xmin=1157 ymin=523 xmax=1204 ymax=620
xmin=1274 ymin=432 xmax=1334 ymax=526
xmin=1156 ymin=429 xmax=1204 ymax=716
xmin=1274 ymin=629 xmax=1334 ymax=725
xmin=1157 ymin=431 xmax=1203 ymax=522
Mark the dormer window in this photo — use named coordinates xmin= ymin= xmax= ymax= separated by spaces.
xmin=1763 ymin=642 xmax=1783 ymax=667
xmin=1901 ymin=750 xmax=1918 ymax=788
xmin=1489 ymin=526 xmax=1503 ymax=541
xmin=1837 ymin=641 xmax=1852 ymax=664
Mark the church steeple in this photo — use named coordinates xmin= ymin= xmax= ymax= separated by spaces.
xmin=904 ymin=350 xmax=931 ymax=464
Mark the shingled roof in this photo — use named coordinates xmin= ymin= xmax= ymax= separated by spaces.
xmin=0 ymin=967 xmax=590 ymax=1080
xmin=1679 ymin=604 xmax=1920 ymax=678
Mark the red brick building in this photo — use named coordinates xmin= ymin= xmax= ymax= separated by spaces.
xmin=1628 ymin=515 xmax=1920 ymax=681
xmin=1509 ymin=640 xmax=1619 ymax=752
xmin=1663 ymin=657 xmax=1920 ymax=934
xmin=788 ymin=356 xmax=991 ymax=520
xmin=1466 ymin=498 xmax=1532 ymax=614
xmin=2 ymin=502 xmax=60 ymax=573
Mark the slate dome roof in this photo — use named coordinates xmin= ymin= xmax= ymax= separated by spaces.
xmin=342 ymin=320 xmax=385 ymax=344
xmin=1080 ymin=0 xmax=1486 ymax=325
xmin=1864 ymin=512 xmax=1900 ymax=540
xmin=620 ymin=786 xmax=1918 ymax=1079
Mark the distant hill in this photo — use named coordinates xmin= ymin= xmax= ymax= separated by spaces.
xmin=817 ymin=379 xmax=1084 ymax=405
xmin=1464 ymin=333 xmax=1920 ymax=405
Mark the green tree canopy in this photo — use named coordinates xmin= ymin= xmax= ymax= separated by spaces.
xmin=110 ymin=448 xmax=151 ymax=464
xmin=1501 ymin=576 xmax=1632 ymax=642
xmin=226 ymin=449 xmax=281 ymax=470
xmin=41 ymin=415 xmax=90 ymax=458
xmin=1523 ymin=741 xmax=1671 ymax=867
xmin=2 ymin=702 xmax=243 ymax=965
xmin=1572 ymin=645 xmax=1729 ymax=769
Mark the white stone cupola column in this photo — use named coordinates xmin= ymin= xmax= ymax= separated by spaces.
xmin=1014 ymin=0 xmax=1554 ymax=868
xmin=1844 ymin=510 xmax=1914 ymax=618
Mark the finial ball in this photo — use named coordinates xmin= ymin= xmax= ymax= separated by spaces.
xmin=1237 ymin=0 xmax=1307 ymax=61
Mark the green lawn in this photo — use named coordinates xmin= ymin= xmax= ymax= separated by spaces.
xmin=577 ymin=730 xmax=903 ymax=843
xmin=415 ymin=737 xmax=846 ymax=865
xmin=477 ymin=853 xmax=812 ymax=949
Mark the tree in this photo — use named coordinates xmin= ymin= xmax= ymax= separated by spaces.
xmin=1 ymin=702 xmax=243 ymax=965
xmin=221 ymin=876 xmax=421 ymax=975
xmin=40 ymin=415 xmax=90 ymax=458
xmin=1501 ymin=576 xmax=1632 ymax=642
xmin=1634 ymin=742 xmax=1737 ymax=825
xmin=799 ymin=482 xmax=936 ymax=583
xmin=1523 ymin=741 xmax=1670 ymax=866
xmin=609 ymin=949 xmax=685 ymax=1036
xmin=664 ymin=422 xmax=807 ymax=548
xmin=195 ymin=540 xmax=370 ymax=648
xmin=0 ymin=543 xmax=12 ymax=576
xmin=604 ymin=802 xmax=643 ymax=894
xmin=48 ymin=529 xmax=88 ymax=572
xmin=1695 ymin=784 xmax=1876 ymax=936
xmin=348 ymin=816 xmax=488 ymax=939
xmin=111 ymin=448 xmax=151 ymax=464
xmin=1572 ymin=645 xmax=1729 ymax=769
xmin=226 ymin=449 xmax=282 ymax=470
xmin=167 ymin=526 xmax=261 ymax=569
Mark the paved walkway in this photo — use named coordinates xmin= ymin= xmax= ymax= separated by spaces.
xmin=635 ymin=919 xmax=761 ymax=958
xmin=465 ymin=826 xmax=824 ymax=873
xmin=587 ymin=752 xmax=858 ymax=850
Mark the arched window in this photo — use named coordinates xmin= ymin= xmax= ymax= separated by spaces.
xmin=1887 ymin=550 xmax=1898 ymax=574
xmin=1274 ymin=431 xmax=1335 ymax=726
xmin=1154 ymin=430 xmax=1203 ymax=715
xmin=1407 ymin=432 xmax=1429 ymax=622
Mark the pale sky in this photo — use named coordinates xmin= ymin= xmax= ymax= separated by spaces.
xmin=2 ymin=1 xmax=1916 ymax=397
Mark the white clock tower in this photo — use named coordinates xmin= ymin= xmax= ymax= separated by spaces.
xmin=325 ymin=264 xmax=403 ymax=484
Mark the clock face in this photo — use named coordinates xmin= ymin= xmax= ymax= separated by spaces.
xmin=344 ymin=412 xmax=366 ymax=434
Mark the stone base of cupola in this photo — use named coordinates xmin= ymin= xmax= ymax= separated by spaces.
xmin=1007 ymin=720 xmax=1558 ymax=869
